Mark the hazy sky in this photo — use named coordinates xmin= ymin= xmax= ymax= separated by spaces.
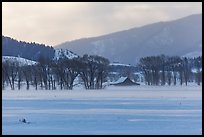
xmin=2 ymin=2 xmax=202 ymax=46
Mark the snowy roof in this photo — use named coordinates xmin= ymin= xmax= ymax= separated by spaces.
xmin=110 ymin=77 xmax=127 ymax=84
xmin=109 ymin=63 xmax=132 ymax=67
xmin=110 ymin=77 xmax=140 ymax=86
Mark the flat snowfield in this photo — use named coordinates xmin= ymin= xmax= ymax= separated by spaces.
xmin=2 ymin=85 xmax=202 ymax=135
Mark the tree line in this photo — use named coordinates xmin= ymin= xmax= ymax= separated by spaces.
xmin=2 ymin=54 xmax=202 ymax=90
xmin=2 ymin=55 xmax=109 ymax=90
xmin=138 ymin=55 xmax=202 ymax=86
xmin=2 ymin=36 xmax=55 ymax=61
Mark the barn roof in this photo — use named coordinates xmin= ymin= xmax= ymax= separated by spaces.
xmin=110 ymin=77 xmax=140 ymax=86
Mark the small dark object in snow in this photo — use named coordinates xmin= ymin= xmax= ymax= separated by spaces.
xmin=22 ymin=118 xmax=26 ymax=123
xmin=19 ymin=118 xmax=31 ymax=124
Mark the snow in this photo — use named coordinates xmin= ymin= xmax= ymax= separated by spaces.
xmin=191 ymin=68 xmax=202 ymax=73
xmin=2 ymin=56 xmax=37 ymax=66
xmin=109 ymin=77 xmax=127 ymax=84
xmin=109 ymin=63 xmax=132 ymax=67
xmin=54 ymin=49 xmax=78 ymax=60
xmin=182 ymin=51 xmax=202 ymax=58
xmin=109 ymin=72 xmax=119 ymax=75
xmin=2 ymin=85 xmax=202 ymax=135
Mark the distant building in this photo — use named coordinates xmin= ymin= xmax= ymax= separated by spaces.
xmin=107 ymin=63 xmax=142 ymax=83
xmin=110 ymin=77 xmax=140 ymax=86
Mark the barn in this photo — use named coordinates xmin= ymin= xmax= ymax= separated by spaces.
xmin=110 ymin=77 xmax=140 ymax=86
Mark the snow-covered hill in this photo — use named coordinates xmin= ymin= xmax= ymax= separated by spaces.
xmin=2 ymin=49 xmax=79 ymax=66
xmin=2 ymin=56 xmax=37 ymax=66
xmin=53 ymin=49 xmax=79 ymax=60
xmin=56 ymin=14 xmax=202 ymax=65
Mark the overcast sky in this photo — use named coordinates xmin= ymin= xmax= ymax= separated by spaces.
xmin=2 ymin=2 xmax=202 ymax=46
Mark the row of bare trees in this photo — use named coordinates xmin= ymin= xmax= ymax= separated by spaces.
xmin=138 ymin=55 xmax=202 ymax=86
xmin=2 ymin=55 xmax=110 ymax=90
xmin=2 ymin=54 xmax=202 ymax=90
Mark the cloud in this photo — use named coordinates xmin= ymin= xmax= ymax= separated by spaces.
xmin=2 ymin=2 xmax=202 ymax=46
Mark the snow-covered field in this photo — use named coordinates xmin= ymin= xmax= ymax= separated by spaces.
xmin=2 ymin=85 xmax=202 ymax=135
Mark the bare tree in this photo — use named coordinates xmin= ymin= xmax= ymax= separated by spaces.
xmin=17 ymin=65 xmax=23 ymax=90
xmin=4 ymin=61 xmax=19 ymax=90
xmin=183 ymin=57 xmax=189 ymax=86
xmin=22 ymin=66 xmax=32 ymax=90
xmin=2 ymin=62 xmax=6 ymax=90
xmin=194 ymin=56 xmax=202 ymax=85
xmin=38 ymin=56 xmax=50 ymax=90
xmin=79 ymin=55 xmax=109 ymax=89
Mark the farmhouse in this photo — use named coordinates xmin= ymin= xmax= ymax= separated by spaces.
xmin=110 ymin=77 xmax=140 ymax=86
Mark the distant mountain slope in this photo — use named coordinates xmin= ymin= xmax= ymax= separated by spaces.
xmin=2 ymin=36 xmax=55 ymax=61
xmin=2 ymin=36 xmax=79 ymax=62
xmin=56 ymin=14 xmax=202 ymax=65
